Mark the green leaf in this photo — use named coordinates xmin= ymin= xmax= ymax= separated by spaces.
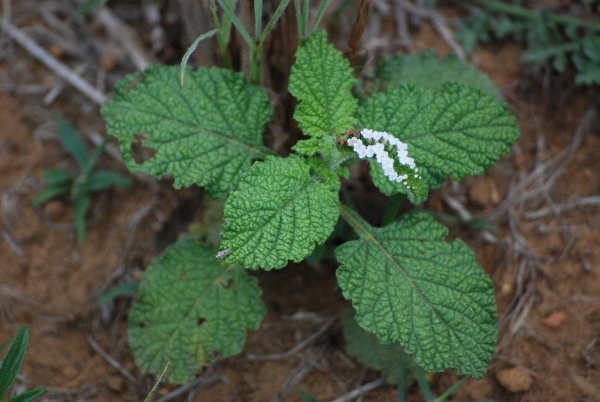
xmin=343 ymin=312 xmax=416 ymax=386
xmin=336 ymin=208 xmax=497 ymax=377
xmin=102 ymin=66 xmax=273 ymax=198
xmin=84 ymin=170 xmax=131 ymax=192
xmin=359 ymin=84 xmax=519 ymax=196
xmin=292 ymin=137 xmax=322 ymax=156
xmin=33 ymin=185 xmax=71 ymax=207
xmin=74 ymin=194 xmax=90 ymax=244
xmin=56 ymin=115 xmax=89 ymax=169
xmin=75 ymin=0 xmax=108 ymax=15
xmin=376 ymin=50 xmax=500 ymax=98
xmin=220 ymin=155 xmax=340 ymax=270
xmin=95 ymin=283 xmax=138 ymax=307
xmin=43 ymin=169 xmax=74 ymax=186
xmin=128 ymin=238 xmax=265 ymax=384
xmin=289 ymin=31 xmax=357 ymax=136
xmin=82 ymin=139 xmax=108 ymax=176
xmin=0 ymin=328 xmax=30 ymax=400
xmin=298 ymin=390 xmax=320 ymax=402
xmin=8 ymin=388 xmax=45 ymax=402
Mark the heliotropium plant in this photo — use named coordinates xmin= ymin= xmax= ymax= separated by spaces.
xmin=102 ymin=30 xmax=519 ymax=383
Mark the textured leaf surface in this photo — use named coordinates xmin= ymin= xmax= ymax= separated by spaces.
xmin=343 ymin=312 xmax=415 ymax=386
xmin=377 ymin=50 xmax=499 ymax=97
xmin=336 ymin=208 xmax=497 ymax=377
xmin=289 ymin=31 xmax=357 ymax=136
xmin=128 ymin=238 xmax=265 ymax=383
xmin=360 ymin=83 xmax=519 ymax=195
xmin=221 ymin=155 xmax=340 ymax=270
xmin=102 ymin=66 xmax=272 ymax=197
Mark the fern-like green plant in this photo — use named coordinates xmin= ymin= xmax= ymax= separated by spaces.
xmin=457 ymin=0 xmax=600 ymax=85
xmin=34 ymin=115 xmax=131 ymax=243
xmin=102 ymin=24 xmax=519 ymax=385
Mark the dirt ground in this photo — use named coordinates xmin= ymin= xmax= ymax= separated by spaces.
xmin=1 ymin=1 xmax=599 ymax=402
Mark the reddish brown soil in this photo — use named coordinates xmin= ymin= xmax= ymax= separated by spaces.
xmin=1 ymin=5 xmax=599 ymax=402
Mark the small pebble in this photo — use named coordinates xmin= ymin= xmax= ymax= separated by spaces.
xmin=107 ymin=375 xmax=125 ymax=392
xmin=496 ymin=366 xmax=533 ymax=393
xmin=543 ymin=310 xmax=567 ymax=329
xmin=61 ymin=365 xmax=78 ymax=379
xmin=44 ymin=200 xmax=66 ymax=220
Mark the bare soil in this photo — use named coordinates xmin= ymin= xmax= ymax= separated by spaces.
xmin=1 ymin=2 xmax=599 ymax=402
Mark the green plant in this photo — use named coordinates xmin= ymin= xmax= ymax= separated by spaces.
xmin=34 ymin=115 xmax=130 ymax=243
xmin=0 ymin=327 xmax=45 ymax=402
xmin=457 ymin=0 xmax=600 ymax=85
xmin=101 ymin=5 xmax=519 ymax=387
xmin=343 ymin=312 xmax=495 ymax=402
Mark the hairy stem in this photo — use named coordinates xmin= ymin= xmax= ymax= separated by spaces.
xmin=339 ymin=203 xmax=373 ymax=238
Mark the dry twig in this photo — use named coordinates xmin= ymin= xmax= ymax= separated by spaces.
xmin=154 ymin=374 xmax=229 ymax=402
xmin=94 ymin=7 xmax=155 ymax=71
xmin=247 ymin=317 xmax=335 ymax=361
xmin=0 ymin=16 xmax=107 ymax=104
xmin=328 ymin=378 xmax=386 ymax=402
xmin=397 ymin=1 xmax=466 ymax=59
xmin=86 ymin=334 xmax=140 ymax=387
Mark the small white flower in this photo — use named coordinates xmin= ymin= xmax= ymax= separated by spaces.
xmin=345 ymin=128 xmax=420 ymax=187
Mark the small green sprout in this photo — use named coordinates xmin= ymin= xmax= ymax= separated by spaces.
xmin=34 ymin=115 xmax=130 ymax=243
xmin=0 ymin=327 xmax=45 ymax=402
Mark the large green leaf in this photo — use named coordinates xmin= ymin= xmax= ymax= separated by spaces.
xmin=336 ymin=207 xmax=497 ymax=377
xmin=289 ymin=31 xmax=357 ymax=136
xmin=376 ymin=50 xmax=500 ymax=98
xmin=220 ymin=155 xmax=340 ymax=270
xmin=102 ymin=66 xmax=272 ymax=198
xmin=128 ymin=237 xmax=265 ymax=383
xmin=360 ymin=83 xmax=519 ymax=196
xmin=343 ymin=312 xmax=416 ymax=386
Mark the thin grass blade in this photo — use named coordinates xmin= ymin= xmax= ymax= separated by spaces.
xmin=308 ymin=0 xmax=332 ymax=36
xmin=259 ymin=0 xmax=292 ymax=42
xmin=179 ymin=29 xmax=219 ymax=86
xmin=8 ymin=387 xmax=45 ymax=402
xmin=216 ymin=0 xmax=253 ymax=47
xmin=143 ymin=363 xmax=169 ymax=402
xmin=56 ymin=115 xmax=89 ymax=169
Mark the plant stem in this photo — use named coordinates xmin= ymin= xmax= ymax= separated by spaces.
xmin=250 ymin=43 xmax=262 ymax=84
xmin=433 ymin=376 xmax=469 ymax=402
xmin=416 ymin=366 xmax=434 ymax=402
xmin=396 ymin=382 xmax=407 ymax=402
xmin=339 ymin=203 xmax=372 ymax=238
xmin=211 ymin=0 xmax=236 ymax=69
xmin=254 ymin=0 xmax=263 ymax=40
xmin=250 ymin=0 xmax=292 ymax=84
xmin=474 ymin=0 xmax=600 ymax=31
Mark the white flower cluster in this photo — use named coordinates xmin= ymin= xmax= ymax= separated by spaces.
xmin=347 ymin=128 xmax=419 ymax=185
